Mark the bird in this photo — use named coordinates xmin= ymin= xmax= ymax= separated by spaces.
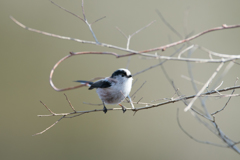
xmin=75 ymin=68 xmax=133 ymax=113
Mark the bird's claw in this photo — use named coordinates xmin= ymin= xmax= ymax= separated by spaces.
xmin=103 ymin=106 xmax=108 ymax=114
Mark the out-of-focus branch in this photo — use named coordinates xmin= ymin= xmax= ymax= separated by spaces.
xmin=176 ymin=109 xmax=227 ymax=148
xmin=184 ymin=62 xmax=224 ymax=111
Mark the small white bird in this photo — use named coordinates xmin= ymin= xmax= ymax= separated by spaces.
xmin=75 ymin=68 xmax=133 ymax=113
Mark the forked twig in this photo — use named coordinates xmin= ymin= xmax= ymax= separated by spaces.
xmin=116 ymin=20 xmax=156 ymax=50
xmin=176 ymin=109 xmax=227 ymax=148
xmin=33 ymin=115 xmax=66 ymax=136
xmin=116 ymin=20 xmax=156 ymax=68
xmin=211 ymin=78 xmax=239 ymax=115
xmin=49 ymin=0 xmax=85 ymax=22
xmin=50 ymin=0 xmax=105 ymax=44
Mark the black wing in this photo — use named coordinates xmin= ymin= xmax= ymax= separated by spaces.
xmin=88 ymin=79 xmax=111 ymax=90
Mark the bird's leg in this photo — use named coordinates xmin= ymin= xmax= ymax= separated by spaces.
xmin=118 ymin=104 xmax=126 ymax=113
xmin=102 ymin=101 xmax=107 ymax=114
xmin=127 ymin=95 xmax=135 ymax=109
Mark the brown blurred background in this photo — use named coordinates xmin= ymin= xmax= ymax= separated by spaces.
xmin=1 ymin=0 xmax=240 ymax=159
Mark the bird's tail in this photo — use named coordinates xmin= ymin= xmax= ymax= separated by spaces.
xmin=75 ymin=80 xmax=93 ymax=87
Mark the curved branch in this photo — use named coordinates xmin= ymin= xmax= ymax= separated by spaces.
xmin=50 ymin=50 xmax=239 ymax=92
xmin=50 ymin=51 xmax=120 ymax=91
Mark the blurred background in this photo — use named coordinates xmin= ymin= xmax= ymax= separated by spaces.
xmin=1 ymin=0 xmax=240 ymax=159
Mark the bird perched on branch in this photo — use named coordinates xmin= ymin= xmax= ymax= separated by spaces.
xmin=75 ymin=68 xmax=133 ymax=113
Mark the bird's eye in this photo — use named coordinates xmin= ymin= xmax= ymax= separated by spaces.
xmin=121 ymin=74 xmax=124 ymax=77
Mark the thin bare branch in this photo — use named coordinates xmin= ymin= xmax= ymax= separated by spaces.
xmin=137 ymin=97 xmax=143 ymax=104
xmin=211 ymin=90 xmax=235 ymax=115
xmin=131 ymin=81 xmax=147 ymax=97
xmin=233 ymin=61 xmax=240 ymax=65
xmin=183 ymin=7 xmax=190 ymax=38
xmin=33 ymin=115 xmax=66 ymax=136
xmin=184 ymin=62 xmax=224 ymax=111
xmin=177 ymin=45 xmax=196 ymax=58
xmin=214 ymin=81 xmax=224 ymax=93
xmin=177 ymin=109 xmax=227 ymax=147
xmin=211 ymin=78 xmax=238 ymax=115
xmin=40 ymin=101 xmax=55 ymax=115
xmin=181 ymin=75 xmax=204 ymax=85
xmin=186 ymin=47 xmax=211 ymax=117
xmin=83 ymin=102 xmax=102 ymax=106
xmin=155 ymin=9 xmax=182 ymax=39
xmin=207 ymin=62 xmax=235 ymax=96
xmin=141 ymin=53 xmax=238 ymax=63
xmin=49 ymin=0 xmax=85 ymax=22
xmin=81 ymin=0 xmax=86 ymax=20
xmin=65 ymin=113 xmax=85 ymax=118
xmin=138 ymin=84 xmax=240 ymax=111
xmin=190 ymin=108 xmax=213 ymax=121
xmin=10 ymin=16 xmax=100 ymax=45
xmin=133 ymin=45 xmax=185 ymax=76
xmin=91 ymin=16 xmax=106 ymax=25
xmin=200 ymin=46 xmax=240 ymax=59
xmin=64 ymin=94 xmax=76 ymax=112
xmin=130 ymin=20 xmax=156 ymax=37
xmin=116 ymin=26 xmax=128 ymax=39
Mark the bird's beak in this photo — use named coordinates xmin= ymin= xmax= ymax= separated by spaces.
xmin=127 ymin=75 xmax=132 ymax=78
